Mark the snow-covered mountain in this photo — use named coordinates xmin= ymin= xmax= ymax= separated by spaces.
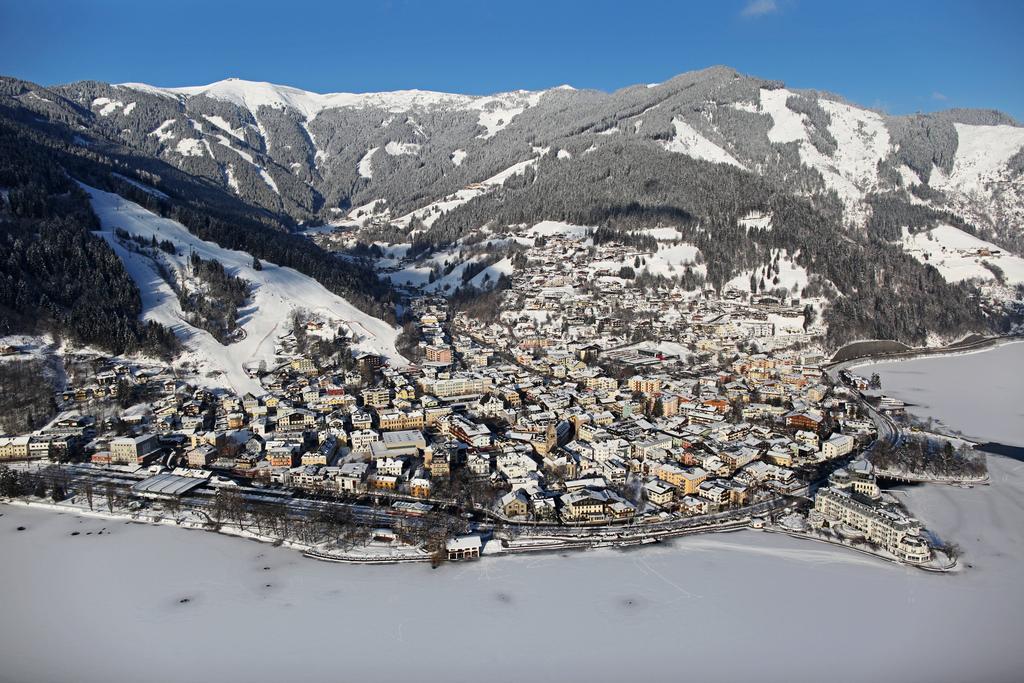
xmin=30 ymin=68 xmax=1020 ymax=253
xmin=1 ymin=66 xmax=1022 ymax=350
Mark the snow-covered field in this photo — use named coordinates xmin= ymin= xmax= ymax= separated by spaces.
xmin=855 ymin=341 xmax=1024 ymax=447
xmin=83 ymin=185 xmax=403 ymax=395
xmin=3 ymin=452 xmax=1024 ymax=683
xmin=900 ymin=224 xmax=1024 ymax=286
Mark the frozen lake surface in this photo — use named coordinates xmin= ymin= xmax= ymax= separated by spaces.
xmin=3 ymin=453 xmax=1024 ymax=683
xmin=855 ymin=341 xmax=1024 ymax=447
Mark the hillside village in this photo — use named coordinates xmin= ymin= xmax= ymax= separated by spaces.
xmin=0 ymin=228 xmax=957 ymax=566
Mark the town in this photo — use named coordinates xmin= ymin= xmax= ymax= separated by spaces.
xmin=0 ymin=227 xmax=971 ymax=569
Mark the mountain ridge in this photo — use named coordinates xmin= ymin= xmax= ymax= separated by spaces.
xmin=2 ymin=66 xmax=1023 ymax=352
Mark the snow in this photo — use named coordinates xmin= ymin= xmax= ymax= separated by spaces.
xmin=466 ymin=257 xmax=514 ymax=289
xmin=203 ymin=115 xmax=247 ymax=141
xmin=556 ymin=149 xmax=571 ymax=160
xmin=597 ymin=126 xmax=619 ymax=136
xmin=661 ymin=118 xmax=744 ymax=168
xmin=384 ymin=141 xmax=420 ymax=156
xmin=215 ymin=136 xmax=254 ymax=163
xmin=897 ymin=164 xmax=921 ymax=188
xmin=725 ymin=249 xmax=810 ymax=294
xmin=174 ymin=138 xmax=205 ymax=157
xmin=5 ymin=445 xmax=1024 ymax=683
xmin=122 ymin=102 xmax=136 ymax=116
xmin=475 ymin=106 xmax=524 ymax=139
xmin=759 ymin=88 xmax=896 ymax=222
xmin=643 ymin=227 xmax=683 ymax=241
xmin=738 ymin=211 xmax=772 ymax=231
xmin=80 ymin=184 xmax=403 ymax=395
xmin=91 ymin=97 xmax=124 ymax=116
xmin=148 ymin=119 xmax=176 ymax=143
xmin=944 ymin=123 xmax=1024 ymax=185
xmin=818 ymin=98 xmax=890 ymax=193
xmin=111 ymin=173 xmax=170 ymax=200
xmin=730 ymin=100 xmax=760 ymax=114
xmin=394 ymin=157 xmax=540 ymax=230
xmin=642 ymin=243 xmax=705 ymax=278
xmin=760 ymin=88 xmax=806 ymax=144
xmin=258 ymin=168 xmax=279 ymax=194
xmin=900 ymin=224 xmax=1024 ymax=286
xmin=525 ymin=220 xmax=593 ymax=238
xmin=122 ymin=79 xmax=551 ymax=125
xmin=470 ymin=91 xmax=542 ymax=139
xmin=450 ymin=149 xmax=467 ymax=166
xmin=357 ymin=147 xmax=378 ymax=179
xmin=854 ymin=341 xmax=1024 ymax=447
xmin=225 ymin=164 xmax=240 ymax=194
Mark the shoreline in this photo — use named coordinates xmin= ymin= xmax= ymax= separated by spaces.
xmin=1 ymin=493 xmax=953 ymax=573
xmin=832 ymin=334 xmax=1023 ymax=373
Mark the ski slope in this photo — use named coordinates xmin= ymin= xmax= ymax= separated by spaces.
xmin=82 ymin=184 xmax=403 ymax=395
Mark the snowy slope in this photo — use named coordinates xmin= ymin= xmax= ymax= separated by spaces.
xmin=759 ymin=88 xmax=891 ymax=221
xmin=900 ymin=224 xmax=1024 ymax=286
xmin=357 ymin=147 xmax=378 ymax=179
xmin=82 ymin=184 xmax=404 ymax=394
xmin=725 ymin=249 xmax=811 ymax=295
xmin=392 ymin=156 xmax=542 ymax=230
xmin=661 ymin=118 xmax=744 ymax=168
xmin=931 ymin=123 xmax=1024 ymax=238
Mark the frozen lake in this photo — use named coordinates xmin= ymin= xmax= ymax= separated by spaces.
xmin=854 ymin=341 xmax=1024 ymax=447
xmin=3 ymin=453 xmax=1024 ymax=683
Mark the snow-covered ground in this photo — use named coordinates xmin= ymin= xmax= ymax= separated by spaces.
xmin=854 ymin=341 xmax=1024 ymax=447
xmin=724 ymin=249 xmax=810 ymax=295
xmin=82 ymin=184 xmax=403 ymax=395
xmin=391 ymin=156 xmax=541 ymax=230
xmin=3 ymin=450 xmax=1024 ymax=683
xmin=758 ymin=88 xmax=889 ymax=222
xmin=900 ymin=224 xmax=1024 ymax=286
xmin=661 ymin=117 xmax=744 ymax=168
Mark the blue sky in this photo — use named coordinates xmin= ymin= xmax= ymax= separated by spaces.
xmin=1 ymin=0 xmax=1022 ymax=119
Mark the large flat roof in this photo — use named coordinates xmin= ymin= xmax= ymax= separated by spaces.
xmin=131 ymin=473 xmax=207 ymax=497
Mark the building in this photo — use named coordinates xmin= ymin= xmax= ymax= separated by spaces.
xmin=644 ymin=479 xmax=675 ymax=506
xmin=821 ymin=433 xmax=855 ymax=460
xmin=446 ymin=535 xmax=482 ymax=561
xmin=814 ymin=487 xmax=931 ymax=563
xmin=0 ymin=436 xmax=32 ymax=460
xmin=498 ymin=490 xmax=529 ymax=518
xmin=110 ymin=434 xmax=160 ymax=465
xmin=186 ymin=444 xmax=217 ymax=468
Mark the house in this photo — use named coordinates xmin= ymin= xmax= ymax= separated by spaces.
xmin=644 ymin=479 xmax=675 ymax=506
xmin=408 ymin=476 xmax=432 ymax=498
xmin=446 ymin=535 xmax=482 ymax=561
xmin=498 ymin=490 xmax=529 ymax=518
